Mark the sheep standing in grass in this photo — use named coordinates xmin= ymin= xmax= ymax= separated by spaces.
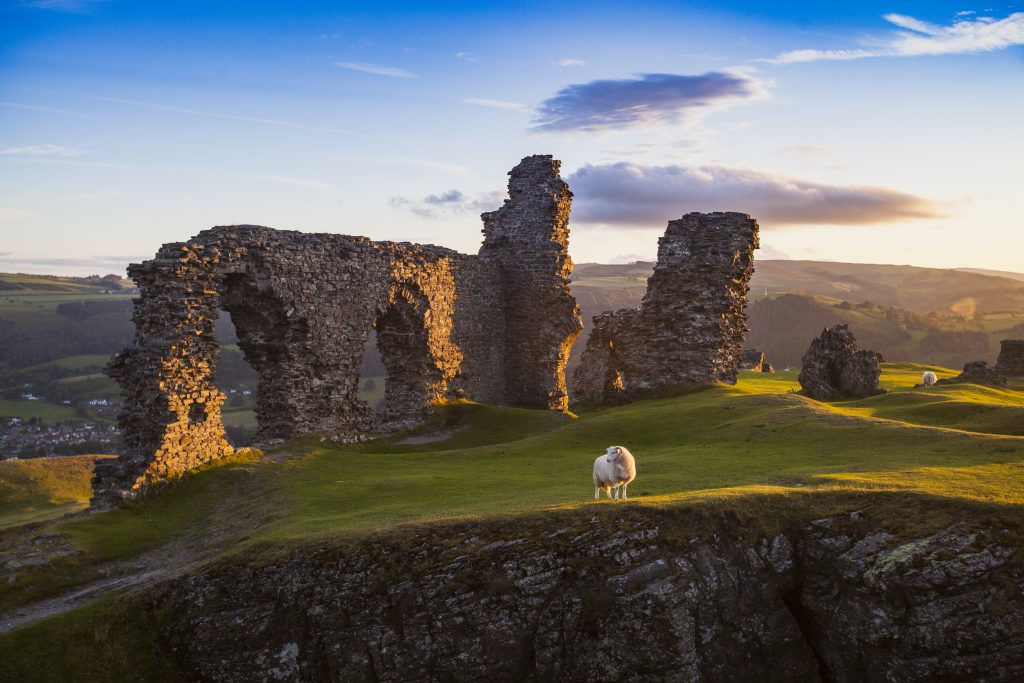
xmin=593 ymin=446 xmax=637 ymax=500
xmin=922 ymin=371 xmax=937 ymax=386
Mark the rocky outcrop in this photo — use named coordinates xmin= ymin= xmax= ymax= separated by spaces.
xmin=798 ymin=324 xmax=883 ymax=400
xmin=153 ymin=506 xmax=1024 ymax=682
xmin=995 ymin=340 xmax=1024 ymax=376
xmin=94 ymin=155 xmax=582 ymax=509
xmin=573 ymin=212 xmax=759 ymax=403
xmin=935 ymin=360 xmax=1008 ymax=387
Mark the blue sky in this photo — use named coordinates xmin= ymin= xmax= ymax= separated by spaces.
xmin=1 ymin=0 xmax=1022 ymax=275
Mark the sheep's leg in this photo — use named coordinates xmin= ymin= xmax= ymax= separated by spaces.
xmin=594 ymin=485 xmax=599 ymax=500
xmin=613 ymin=485 xmax=620 ymax=500
xmin=622 ymin=483 xmax=628 ymax=500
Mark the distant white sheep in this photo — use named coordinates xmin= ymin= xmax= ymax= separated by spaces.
xmin=922 ymin=371 xmax=937 ymax=386
xmin=593 ymin=445 xmax=637 ymax=500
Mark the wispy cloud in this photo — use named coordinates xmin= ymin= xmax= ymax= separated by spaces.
xmin=331 ymin=156 xmax=473 ymax=176
xmin=461 ymin=97 xmax=533 ymax=113
xmin=779 ymin=144 xmax=830 ymax=160
xmin=389 ymin=189 xmax=506 ymax=219
xmin=71 ymin=190 xmax=126 ymax=200
xmin=553 ymin=58 xmax=586 ymax=66
xmin=333 ymin=61 xmax=418 ymax=78
xmin=531 ymin=71 xmax=766 ymax=133
xmin=0 ymin=254 xmax=146 ymax=273
xmin=88 ymin=95 xmax=419 ymax=143
xmin=454 ymin=51 xmax=478 ymax=62
xmin=0 ymin=101 xmax=90 ymax=118
xmin=0 ymin=208 xmax=37 ymax=221
xmin=767 ymin=12 xmax=1024 ymax=64
xmin=14 ymin=0 xmax=106 ymax=12
xmin=0 ymin=144 xmax=86 ymax=157
xmin=233 ymin=174 xmax=332 ymax=191
xmin=566 ymin=162 xmax=943 ymax=227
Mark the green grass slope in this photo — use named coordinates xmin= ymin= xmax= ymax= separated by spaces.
xmin=10 ymin=363 xmax=1021 ymax=563
xmin=2 ymin=362 xmax=1024 ymax=679
xmin=0 ymin=455 xmax=112 ymax=528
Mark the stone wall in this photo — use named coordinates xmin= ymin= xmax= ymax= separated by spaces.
xmin=995 ymin=339 xmax=1024 ymax=376
xmin=572 ymin=212 xmax=759 ymax=403
xmin=93 ymin=155 xmax=582 ymax=509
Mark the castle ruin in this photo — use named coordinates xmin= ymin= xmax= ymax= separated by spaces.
xmin=95 ymin=159 xmax=764 ymax=508
xmin=572 ymin=212 xmax=760 ymax=403
xmin=92 ymin=155 xmax=582 ymax=508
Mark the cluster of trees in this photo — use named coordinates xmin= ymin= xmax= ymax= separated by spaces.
xmin=0 ymin=300 xmax=134 ymax=368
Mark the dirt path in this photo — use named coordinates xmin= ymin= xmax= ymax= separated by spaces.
xmin=0 ymin=462 xmax=282 ymax=633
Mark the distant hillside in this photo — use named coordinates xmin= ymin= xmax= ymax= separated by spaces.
xmin=956 ymin=267 xmax=1024 ymax=283
xmin=575 ymin=260 xmax=1024 ymax=316
xmin=0 ymin=273 xmax=134 ymax=294
xmin=570 ymin=260 xmax=1024 ymax=375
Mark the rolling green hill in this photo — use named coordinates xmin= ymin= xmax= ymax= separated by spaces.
xmin=2 ymin=363 xmax=1022 ymax=581
xmin=1 ymin=363 xmax=1023 ymax=677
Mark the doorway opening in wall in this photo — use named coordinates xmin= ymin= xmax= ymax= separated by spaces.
xmin=357 ymin=330 xmax=386 ymax=414
xmin=213 ymin=310 xmax=259 ymax=446
xmin=357 ymin=285 xmax=437 ymax=425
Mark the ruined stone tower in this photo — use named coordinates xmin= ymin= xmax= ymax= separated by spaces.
xmin=92 ymin=155 xmax=582 ymax=509
xmin=995 ymin=339 xmax=1024 ymax=376
xmin=572 ymin=212 xmax=759 ymax=403
xmin=480 ymin=155 xmax=582 ymax=410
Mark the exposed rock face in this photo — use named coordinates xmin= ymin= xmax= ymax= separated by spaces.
xmin=935 ymin=360 xmax=1008 ymax=387
xmin=996 ymin=340 xmax=1024 ymax=376
xmin=798 ymin=324 xmax=882 ymax=400
xmin=154 ymin=507 xmax=1024 ymax=682
xmin=573 ymin=212 xmax=759 ymax=403
xmin=94 ymin=155 xmax=582 ymax=509
xmin=741 ymin=348 xmax=775 ymax=373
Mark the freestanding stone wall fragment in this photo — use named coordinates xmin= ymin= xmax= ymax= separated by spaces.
xmin=480 ymin=155 xmax=583 ymax=410
xmin=572 ymin=212 xmax=759 ymax=404
xmin=798 ymin=324 xmax=882 ymax=400
xmin=93 ymin=155 xmax=581 ymax=509
xmin=995 ymin=340 xmax=1024 ymax=376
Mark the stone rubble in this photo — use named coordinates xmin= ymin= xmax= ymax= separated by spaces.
xmin=935 ymin=360 xmax=1008 ymax=387
xmin=740 ymin=348 xmax=775 ymax=373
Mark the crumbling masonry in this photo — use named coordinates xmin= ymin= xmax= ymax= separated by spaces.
xmin=995 ymin=340 xmax=1024 ymax=376
xmin=92 ymin=155 xmax=582 ymax=508
xmin=572 ymin=212 xmax=760 ymax=403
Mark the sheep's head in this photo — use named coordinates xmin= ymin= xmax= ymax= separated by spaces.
xmin=606 ymin=445 xmax=624 ymax=462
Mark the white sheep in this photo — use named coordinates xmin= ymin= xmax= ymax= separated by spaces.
xmin=922 ymin=371 xmax=937 ymax=386
xmin=593 ymin=446 xmax=637 ymax=500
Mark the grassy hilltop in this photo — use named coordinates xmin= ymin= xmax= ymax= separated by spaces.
xmin=1 ymin=363 xmax=1023 ymax=678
